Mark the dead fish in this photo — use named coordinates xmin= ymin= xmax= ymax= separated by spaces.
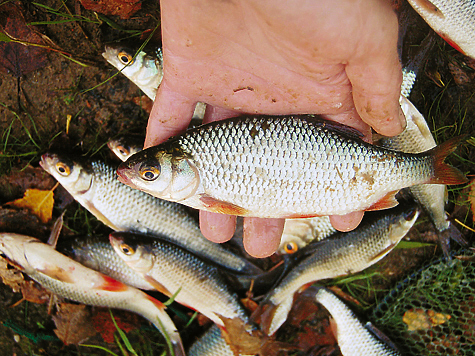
xmin=108 ymin=135 xmax=144 ymax=162
xmin=0 ymin=232 xmax=184 ymax=356
xmin=57 ymin=235 xmax=156 ymax=291
xmin=109 ymin=231 xmax=250 ymax=328
xmin=315 ymin=287 xmax=402 ymax=356
xmin=407 ymin=0 xmax=475 ymax=58
xmin=102 ymin=46 xmax=163 ymax=101
xmin=118 ymin=115 xmax=466 ymax=219
xmin=253 ymin=205 xmax=420 ymax=336
xmin=278 ymin=216 xmax=336 ymax=255
xmin=40 ymin=153 xmax=261 ymax=275
xmin=376 ymin=96 xmax=466 ymax=257
xmin=102 ymin=45 xmax=206 ymax=118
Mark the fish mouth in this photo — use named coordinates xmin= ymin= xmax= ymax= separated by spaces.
xmin=39 ymin=153 xmax=53 ymax=171
xmin=116 ymin=165 xmax=133 ymax=186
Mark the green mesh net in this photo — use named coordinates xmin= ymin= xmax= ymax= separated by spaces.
xmin=371 ymin=249 xmax=475 ymax=355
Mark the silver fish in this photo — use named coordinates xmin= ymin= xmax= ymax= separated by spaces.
xmin=254 ymin=205 xmax=420 ymax=336
xmin=188 ymin=325 xmax=255 ymax=356
xmin=108 ymin=135 xmax=144 ymax=162
xmin=109 ymin=231 xmax=249 ymax=329
xmin=315 ymin=287 xmax=401 ymax=356
xmin=102 ymin=45 xmax=206 ymax=119
xmin=118 ymin=115 xmax=466 ymax=219
xmin=58 ymin=235 xmax=155 ymax=291
xmin=40 ymin=153 xmax=261 ymax=275
xmin=102 ymin=46 xmax=163 ymax=101
xmin=376 ymin=96 xmax=466 ymax=256
xmin=0 ymin=232 xmax=184 ymax=356
xmin=407 ymin=0 xmax=475 ymax=58
xmin=278 ymin=216 xmax=336 ymax=255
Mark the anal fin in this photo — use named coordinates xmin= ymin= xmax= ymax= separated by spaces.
xmin=366 ymin=191 xmax=399 ymax=211
xmin=199 ymin=195 xmax=250 ymax=216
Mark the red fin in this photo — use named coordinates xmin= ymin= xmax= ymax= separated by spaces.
xmin=440 ymin=35 xmax=466 ymax=56
xmin=428 ymin=135 xmax=467 ymax=185
xmin=97 ymin=275 xmax=129 ymax=292
xmin=286 ymin=213 xmax=322 ymax=219
xmin=199 ymin=195 xmax=249 ymax=215
xmin=366 ymin=191 xmax=399 ymax=211
xmin=144 ymin=294 xmax=166 ymax=311
xmin=144 ymin=275 xmax=173 ymax=297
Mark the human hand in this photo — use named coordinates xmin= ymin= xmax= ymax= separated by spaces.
xmin=145 ymin=0 xmax=404 ymax=258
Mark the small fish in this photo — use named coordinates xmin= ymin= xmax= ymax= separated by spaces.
xmin=315 ymin=287 xmax=402 ymax=356
xmin=109 ymin=231 xmax=250 ymax=328
xmin=407 ymin=0 xmax=475 ymax=58
xmin=102 ymin=46 xmax=163 ymax=101
xmin=108 ymin=135 xmax=144 ymax=162
xmin=57 ymin=235 xmax=156 ymax=291
xmin=118 ymin=115 xmax=466 ymax=219
xmin=253 ymin=205 xmax=420 ymax=335
xmin=102 ymin=45 xmax=206 ymax=118
xmin=0 ymin=232 xmax=184 ymax=356
xmin=40 ymin=153 xmax=261 ymax=275
xmin=278 ymin=216 xmax=336 ymax=255
xmin=376 ymin=96 xmax=466 ymax=256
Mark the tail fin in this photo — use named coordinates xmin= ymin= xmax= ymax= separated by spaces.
xmin=428 ymin=135 xmax=467 ymax=185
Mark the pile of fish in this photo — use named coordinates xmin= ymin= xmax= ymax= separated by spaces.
xmin=0 ymin=1 xmax=473 ymax=355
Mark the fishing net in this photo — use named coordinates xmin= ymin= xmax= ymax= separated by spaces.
xmin=371 ymin=249 xmax=475 ymax=356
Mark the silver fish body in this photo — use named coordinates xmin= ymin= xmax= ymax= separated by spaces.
xmin=407 ymin=0 xmax=475 ymax=58
xmin=278 ymin=216 xmax=336 ymax=255
xmin=118 ymin=115 xmax=466 ymax=219
xmin=109 ymin=232 xmax=249 ymax=328
xmin=0 ymin=233 xmax=184 ymax=356
xmin=40 ymin=153 xmax=260 ymax=274
xmin=256 ymin=205 xmax=420 ymax=335
xmin=58 ymin=235 xmax=155 ymax=290
xmin=102 ymin=46 xmax=163 ymax=101
xmin=315 ymin=288 xmax=401 ymax=356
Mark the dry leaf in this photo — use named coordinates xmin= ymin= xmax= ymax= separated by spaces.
xmin=0 ymin=257 xmax=25 ymax=293
xmin=92 ymin=309 xmax=139 ymax=343
xmin=78 ymin=0 xmax=141 ymax=20
xmin=53 ymin=303 xmax=97 ymax=345
xmin=7 ymin=188 xmax=54 ymax=224
xmin=403 ymin=308 xmax=451 ymax=331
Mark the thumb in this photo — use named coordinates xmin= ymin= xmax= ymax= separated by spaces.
xmin=145 ymin=80 xmax=197 ymax=148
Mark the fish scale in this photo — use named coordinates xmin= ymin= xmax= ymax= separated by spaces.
xmin=120 ymin=115 xmax=460 ymax=218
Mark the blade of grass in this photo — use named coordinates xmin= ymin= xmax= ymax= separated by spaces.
xmin=109 ymin=310 xmax=139 ymax=356
xmin=79 ymin=344 xmax=120 ymax=356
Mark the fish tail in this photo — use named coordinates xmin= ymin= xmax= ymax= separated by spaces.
xmin=428 ymin=135 xmax=467 ymax=185
xmin=250 ymin=301 xmax=277 ymax=335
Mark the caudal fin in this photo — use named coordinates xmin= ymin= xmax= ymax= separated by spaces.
xmin=428 ymin=135 xmax=467 ymax=185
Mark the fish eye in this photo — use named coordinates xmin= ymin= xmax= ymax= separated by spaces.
xmin=118 ymin=51 xmax=134 ymax=65
xmin=116 ymin=145 xmax=130 ymax=157
xmin=55 ymin=162 xmax=71 ymax=176
xmin=139 ymin=164 xmax=160 ymax=181
xmin=119 ymin=243 xmax=135 ymax=255
xmin=283 ymin=241 xmax=299 ymax=254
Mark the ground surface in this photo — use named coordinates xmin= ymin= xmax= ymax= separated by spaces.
xmin=0 ymin=1 xmax=474 ymax=355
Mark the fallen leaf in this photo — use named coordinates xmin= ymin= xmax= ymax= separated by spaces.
xmin=0 ymin=3 xmax=47 ymax=77
xmin=7 ymin=188 xmax=55 ymax=224
xmin=78 ymin=0 xmax=141 ymax=20
xmin=402 ymin=308 xmax=451 ymax=331
xmin=19 ymin=280 xmax=50 ymax=305
xmin=221 ymin=316 xmax=267 ymax=356
xmin=0 ymin=165 xmax=56 ymax=202
xmin=92 ymin=309 xmax=140 ymax=343
xmin=53 ymin=303 xmax=97 ymax=345
xmin=448 ymin=61 xmax=472 ymax=86
xmin=0 ymin=257 xmax=25 ymax=293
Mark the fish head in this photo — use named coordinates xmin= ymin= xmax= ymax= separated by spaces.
xmin=0 ymin=233 xmax=37 ymax=272
xmin=109 ymin=232 xmax=154 ymax=274
xmin=102 ymin=46 xmax=146 ymax=77
xmin=117 ymin=148 xmax=201 ymax=202
xmin=387 ymin=204 xmax=421 ymax=244
xmin=107 ymin=137 xmax=142 ymax=162
xmin=40 ymin=153 xmax=93 ymax=195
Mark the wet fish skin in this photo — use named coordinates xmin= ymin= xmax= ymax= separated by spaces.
xmin=376 ymin=96 xmax=466 ymax=257
xmin=102 ymin=46 xmax=163 ymax=101
xmin=39 ymin=153 xmax=261 ymax=275
xmin=57 ymin=235 xmax=155 ymax=291
xmin=255 ymin=205 xmax=420 ymax=335
xmin=407 ymin=0 xmax=475 ymax=58
xmin=315 ymin=287 xmax=401 ymax=356
xmin=278 ymin=216 xmax=336 ymax=255
xmin=109 ymin=231 xmax=249 ymax=328
xmin=0 ymin=232 xmax=184 ymax=356
xmin=118 ymin=115 xmax=466 ymax=218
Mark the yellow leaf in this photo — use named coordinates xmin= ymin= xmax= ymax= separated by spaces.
xmin=8 ymin=188 xmax=55 ymax=224
xmin=403 ymin=308 xmax=451 ymax=331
